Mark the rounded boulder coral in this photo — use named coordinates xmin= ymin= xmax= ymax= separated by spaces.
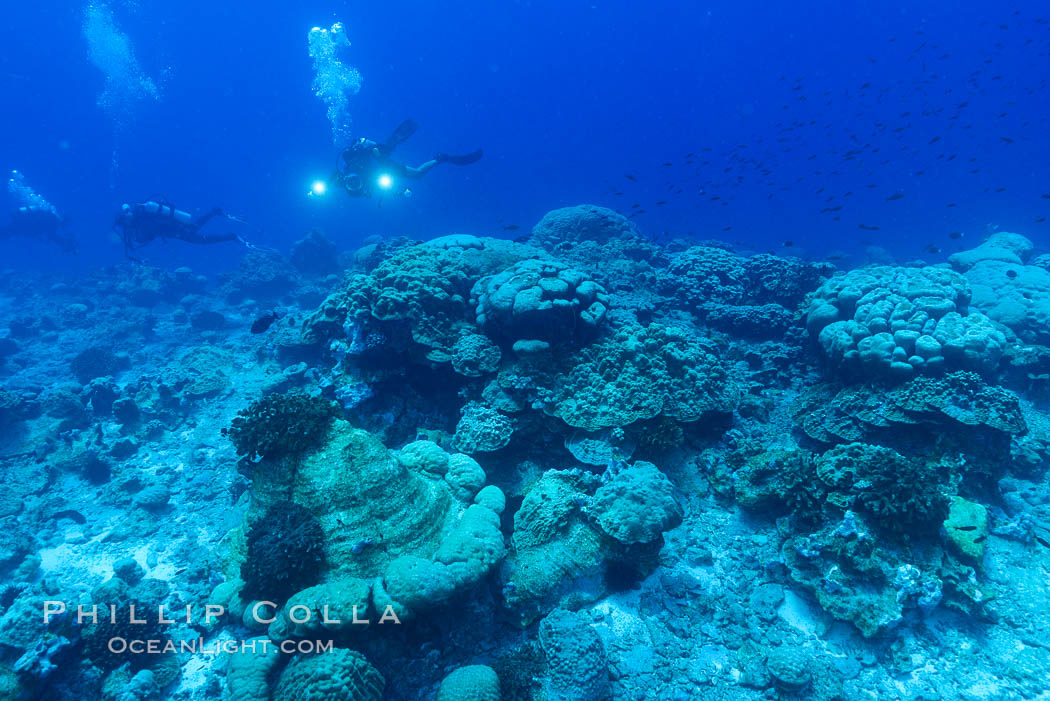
xmin=529 ymin=204 xmax=638 ymax=250
xmin=473 ymin=258 xmax=609 ymax=345
xmin=807 ymin=265 xmax=1005 ymax=379
xmin=436 ymin=665 xmax=501 ymax=701
xmin=590 ymin=461 xmax=683 ymax=544
xmin=273 ymin=649 xmax=384 ymax=701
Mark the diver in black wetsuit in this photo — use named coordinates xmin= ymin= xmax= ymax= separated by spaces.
xmin=0 ymin=205 xmax=77 ymax=253
xmin=334 ymin=120 xmax=482 ymax=198
xmin=114 ymin=201 xmax=255 ymax=258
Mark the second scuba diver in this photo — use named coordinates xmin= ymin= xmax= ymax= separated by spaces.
xmin=114 ymin=201 xmax=259 ymax=259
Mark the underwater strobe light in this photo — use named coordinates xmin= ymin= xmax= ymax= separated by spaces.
xmin=377 ymin=173 xmax=393 ymax=190
xmin=308 ymin=180 xmax=327 ymax=198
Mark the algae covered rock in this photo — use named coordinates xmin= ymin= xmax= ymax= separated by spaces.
xmin=942 ymin=496 xmax=988 ymax=562
xmin=782 ymin=525 xmax=909 ymax=638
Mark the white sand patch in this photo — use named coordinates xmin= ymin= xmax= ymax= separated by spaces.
xmin=778 ymin=588 xmax=825 ymax=637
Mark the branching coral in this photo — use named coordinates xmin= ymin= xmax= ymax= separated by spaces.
xmin=241 ymin=501 xmax=325 ymax=603
xmin=227 ymin=391 xmax=336 ymax=461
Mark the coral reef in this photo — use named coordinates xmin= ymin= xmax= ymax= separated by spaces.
xmin=3 ymin=206 xmax=1050 ymax=701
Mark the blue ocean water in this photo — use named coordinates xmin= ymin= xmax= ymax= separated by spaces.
xmin=2 ymin=1 xmax=1050 ymax=700
xmin=2 ymin=0 xmax=1047 ymax=271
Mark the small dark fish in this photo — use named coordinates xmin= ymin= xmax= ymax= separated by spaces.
xmin=685 ymin=152 xmax=695 ymax=158
xmin=1007 ymin=270 xmax=1018 ymax=279
xmin=923 ymin=244 xmax=942 ymax=254
xmin=251 ymin=311 xmax=280 ymax=334
xmin=655 ymin=201 xmax=667 ymax=205
xmin=722 ymin=226 xmax=733 ymax=232
xmin=949 ymin=231 xmax=965 ymax=239
xmin=1000 ymin=136 xmax=1014 ymax=143
xmin=886 ymin=193 xmax=905 ymax=201
xmin=614 ymin=192 xmax=623 ymax=196
xmin=859 ymin=224 xmax=880 ymax=231
xmin=995 ymin=187 xmax=1007 ymax=192
xmin=502 ymin=225 xmax=520 ymax=231
xmin=661 ymin=162 xmax=673 ymax=167
xmin=825 ymin=254 xmax=844 ymax=261
xmin=624 ymin=174 xmax=638 ymax=182
xmin=928 ymin=136 xmax=941 ymax=144
xmin=631 ymin=203 xmax=641 ymax=209
xmin=1035 ymin=217 xmax=1047 ymax=223
xmin=52 ymin=509 xmax=87 ymax=525
xmin=946 ymin=202 xmax=957 ymax=207
xmin=782 ymin=240 xmax=794 ymax=247
xmin=1041 ymin=194 xmax=1050 ymax=199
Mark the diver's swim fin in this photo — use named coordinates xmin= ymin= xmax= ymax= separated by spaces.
xmin=436 ymin=149 xmax=483 ymax=166
xmin=384 ymin=120 xmax=419 ymax=151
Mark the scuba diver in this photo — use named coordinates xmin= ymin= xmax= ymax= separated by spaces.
xmin=114 ymin=201 xmax=258 ymax=259
xmin=0 ymin=204 xmax=77 ymax=253
xmin=333 ymin=120 xmax=482 ymax=199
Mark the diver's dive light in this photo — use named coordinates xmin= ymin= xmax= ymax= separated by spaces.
xmin=377 ymin=173 xmax=393 ymax=190
xmin=309 ymin=180 xmax=327 ymax=197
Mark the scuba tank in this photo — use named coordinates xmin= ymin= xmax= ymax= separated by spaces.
xmin=141 ymin=201 xmax=192 ymax=225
